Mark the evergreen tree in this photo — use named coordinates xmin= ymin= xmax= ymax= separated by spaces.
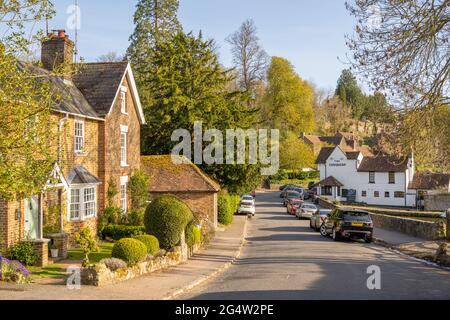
xmin=335 ymin=69 xmax=366 ymax=119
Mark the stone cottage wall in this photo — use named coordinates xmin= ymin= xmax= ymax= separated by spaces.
xmin=425 ymin=193 xmax=450 ymax=211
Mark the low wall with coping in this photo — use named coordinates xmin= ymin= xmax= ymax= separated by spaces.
xmin=317 ymin=197 xmax=441 ymax=240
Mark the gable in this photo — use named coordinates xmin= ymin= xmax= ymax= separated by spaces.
xmin=326 ymin=146 xmax=348 ymax=164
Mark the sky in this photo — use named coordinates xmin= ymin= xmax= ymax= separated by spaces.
xmin=43 ymin=0 xmax=357 ymax=92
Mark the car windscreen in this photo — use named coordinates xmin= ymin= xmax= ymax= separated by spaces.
xmin=320 ymin=210 xmax=331 ymax=216
xmin=343 ymin=211 xmax=372 ymax=222
xmin=287 ymin=192 xmax=300 ymax=198
xmin=303 ymin=205 xmax=317 ymax=210
xmin=242 ymin=197 xmax=253 ymax=201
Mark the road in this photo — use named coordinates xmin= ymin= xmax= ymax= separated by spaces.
xmin=179 ymin=191 xmax=450 ymax=300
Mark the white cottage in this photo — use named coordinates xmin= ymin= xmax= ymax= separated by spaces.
xmin=314 ymin=146 xmax=417 ymax=207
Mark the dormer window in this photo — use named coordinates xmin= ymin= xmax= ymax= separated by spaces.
xmin=74 ymin=119 xmax=85 ymax=154
xmin=120 ymin=86 xmax=128 ymax=114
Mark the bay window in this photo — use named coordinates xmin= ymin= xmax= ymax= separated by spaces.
xmin=69 ymin=186 xmax=97 ymax=221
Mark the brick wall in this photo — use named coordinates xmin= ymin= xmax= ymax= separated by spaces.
xmin=101 ymin=77 xmax=141 ymax=210
xmin=0 ymin=197 xmax=23 ymax=252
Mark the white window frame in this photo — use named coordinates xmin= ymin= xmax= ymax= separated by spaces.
xmin=120 ymin=176 xmax=128 ymax=214
xmin=68 ymin=185 xmax=98 ymax=221
xmin=70 ymin=189 xmax=81 ymax=220
xmin=74 ymin=119 xmax=85 ymax=154
xmin=120 ymin=86 xmax=128 ymax=115
xmin=120 ymin=125 xmax=129 ymax=167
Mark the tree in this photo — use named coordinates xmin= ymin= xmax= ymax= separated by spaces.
xmin=280 ymin=132 xmax=315 ymax=171
xmin=128 ymin=170 xmax=151 ymax=209
xmin=261 ymin=57 xmax=315 ymax=136
xmin=0 ymin=1 xmax=59 ymax=199
xmin=97 ymin=52 xmax=123 ymax=62
xmin=315 ymin=96 xmax=352 ymax=135
xmin=226 ymin=19 xmax=269 ymax=100
xmin=345 ymin=0 xmax=449 ymax=111
xmin=335 ymin=69 xmax=366 ymax=119
xmin=126 ymin=0 xmax=182 ymax=89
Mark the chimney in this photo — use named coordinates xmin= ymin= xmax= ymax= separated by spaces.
xmin=41 ymin=29 xmax=74 ymax=79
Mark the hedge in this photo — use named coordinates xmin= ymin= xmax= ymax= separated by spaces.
xmin=133 ymin=235 xmax=160 ymax=256
xmin=111 ymin=238 xmax=148 ymax=266
xmin=186 ymin=220 xmax=203 ymax=248
xmin=102 ymin=225 xmax=145 ymax=241
xmin=218 ymin=194 xmax=240 ymax=225
xmin=144 ymin=195 xmax=194 ymax=250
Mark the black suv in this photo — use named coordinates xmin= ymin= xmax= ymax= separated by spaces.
xmin=322 ymin=209 xmax=374 ymax=243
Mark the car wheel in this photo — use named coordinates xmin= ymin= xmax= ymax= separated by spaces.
xmin=332 ymin=228 xmax=340 ymax=241
xmin=365 ymin=236 xmax=373 ymax=244
xmin=320 ymin=224 xmax=328 ymax=237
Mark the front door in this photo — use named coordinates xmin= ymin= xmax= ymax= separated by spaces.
xmin=24 ymin=195 xmax=40 ymax=240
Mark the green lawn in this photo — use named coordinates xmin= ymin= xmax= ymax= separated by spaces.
xmin=28 ymin=265 xmax=66 ymax=279
xmin=67 ymin=242 xmax=114 ymax=264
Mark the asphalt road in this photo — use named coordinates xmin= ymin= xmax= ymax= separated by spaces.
xmin=179 ymin=191 xmax=450 ymax=300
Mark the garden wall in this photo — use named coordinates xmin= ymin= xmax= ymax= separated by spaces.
xmin=425 ymin=193 xmax=450 ymax=211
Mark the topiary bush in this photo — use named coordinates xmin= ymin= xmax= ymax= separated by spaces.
xmin=144 ymin=195 xmax=194 ymax=250
xmin=185 ymin=220 xmax=203 ymax=248
xmin=111 ymin=238 xmax=147 ymax=266
xmin=133 ymin=235 xmax=160 ymax=256
xmin=218 ymin=193 xmax=239 ymax=226
xmin=102 ymin=225 xmax=145 ymax=241
xmin=127 ymin=208 xmax=145 ymax=226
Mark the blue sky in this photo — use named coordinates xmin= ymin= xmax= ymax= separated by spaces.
xmin=45 ymin=0 xmax=356 ymax=91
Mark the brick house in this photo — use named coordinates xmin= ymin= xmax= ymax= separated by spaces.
xmin=0 ymin=30 xmax=145 ymax=265
xmin=141 ymin=156 xmax=220 ymax=231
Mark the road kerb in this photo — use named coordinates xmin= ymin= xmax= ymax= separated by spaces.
xmin=162 ymin=217 xmax=249 ymax=300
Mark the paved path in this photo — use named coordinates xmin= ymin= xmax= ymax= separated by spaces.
xmin=374 ymin=227 xmax=425 ymax=245
xmin=179 ymin=192 xmax=450 ymax=300
xmin=0 ymin=216 xmax=247 ymax=300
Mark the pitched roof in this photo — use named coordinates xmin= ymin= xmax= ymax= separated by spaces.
xmin=409 ymin=172 xmax=450 ymax=190
xmin=72 ymin=62 xmax=129 ymax=117
xmin=17 ymin=62 xmax=102 ymax=120
xmin=316 ymin=147 xmax=335 ymax=164
xmin=67 ymin=166 xmax=101 ymax=185
xmin=303 ymin=135 xmax=322 ymax=145
xmin=346 ymin=151 xmax=361 ymax=160
xmin=141 ymin=155 xmax=221 ymax=193
xmin=313 ymin=176 xmax=344 ymax=187
xmin=357 ymin=156 xmax=409 ymax=172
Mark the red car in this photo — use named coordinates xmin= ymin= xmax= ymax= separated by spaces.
xmin=287 ymin=199 xmax=304 ymax=215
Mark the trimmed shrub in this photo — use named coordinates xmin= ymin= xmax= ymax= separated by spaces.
xmin=186 ymin=220 xmax=203 ymax=248
xmin=111 ymin=238 xmax=147 ymax=266
xmin=102 ymin=225 xmax=145 ymax=241
xmin=133 ymin=235 xmax=160 ymax=255
xmin=7 ymin=241 xmax=39 ymax=266
xmin=99 ymin=258 xmax=127 ymax=271
xmin=127 ymin=208 xmax=145 ymax=226
xmin=218 ymin=194 xmax=240 ymax=226
xmin=144 ymin=195 xmax=194 ymax=250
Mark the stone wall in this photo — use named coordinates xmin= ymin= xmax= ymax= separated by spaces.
xmin=369 ymin=213 xmax=440 ymax=240
xmin=425 ymin=193 xmax=450 ymax=211
xmin=81 ymin=244 xmax=200 ymax=287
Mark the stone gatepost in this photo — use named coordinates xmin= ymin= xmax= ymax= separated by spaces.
xmin=46 ymin=233 xmax=69 ymax=259
xmin=32 ymin=239 xmax=50 ymax=267
xmin=180 ymin=230 xmax=189 ymax=262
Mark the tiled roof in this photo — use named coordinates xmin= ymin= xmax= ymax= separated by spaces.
xmin=18 ymin=62 xmax=101 ymax=119
xmin=67 ymin=166 xmax=101 ymax=185
xmin=313 ymin=176 xmax=344 ymax=187
xmin=72 ymin=62 xmax=129 ymax=117
xmin=358 ymin=156 xmax=409 ymax=172
xmin=346 ymin=151 xmax=361 ymax=160
xmin=303 ymin=135 xmax=322 ymax=145
xmin=141 ymin=155 xmax=221 ymax=193
xmin=316 ymin=147 xmax=335 ymax=164
xmin=409 ymin=172 xmax=450 ymax=190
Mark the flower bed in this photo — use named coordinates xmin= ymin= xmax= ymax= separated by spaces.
xmin=0 ymin=257 xmax=31 ymax=284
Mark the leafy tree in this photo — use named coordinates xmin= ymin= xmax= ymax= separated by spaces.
xmin=226 ymin=19 xmax=269 ymax=101
xmin=280 ymin=132 xmax=315 ymax=171
xmin=74 ymin=228 xmax=98 ymax=267
xmin=261 ymin=57 xmax=315 ymax=136
xmin=335 ymin=69 xmax=366 ymax=119
xmin=0 ymin=1 xmax=60 ymax=200
xmin=97 ymin=52 xmax=123 ymax=62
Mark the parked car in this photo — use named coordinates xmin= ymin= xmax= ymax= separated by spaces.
xmin=310 ymin=209 xmax=332 ymax=232
xmin=308 ymin=187 xmax=318 ymax=201
xmin=280 ymin=185 xmax=298 ymax=198
xmin=238 ymin=199 xmax=255 ymax=216
xmin=283 ymin=191 xmax=302 ymax=206
xmin=322 ymin=209 xmax=374 ymax=243
xmin=295 ymin=203 xmax=318 ymax=219
xmin=241 ymin=195 xmax=255 ymax=205
xmin=287 ymin=199 xmax=304 ymax=215
xmin=308 ymin=181 xmax=317 ymax=190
